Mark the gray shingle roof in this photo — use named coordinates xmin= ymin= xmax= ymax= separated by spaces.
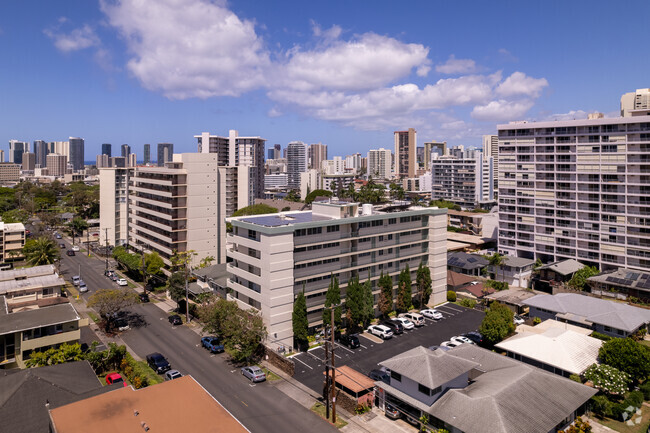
xmin=0 ymin=303 xmax=80 ymax=335
xmin=0 ymin=361 xmax=110 ymax=433
xmin=0 ymin=265 xmax=56 ymax=282
xmin=524 ymin=293 xmax=650 ymax=333
xmin=588 ymin=268 xmax=650 ymax=292
xmin=538 ymin=259 xmax=585 ymax=276
xmin=502 ymin=256 xmax=536 ymax=268
xmin=430 ymin=345 xmax=597 ymax=433
xmin=379 ymin=346 xmax=478 ymax=390
xmin=447 ymin=252 xmax=488 ymax=271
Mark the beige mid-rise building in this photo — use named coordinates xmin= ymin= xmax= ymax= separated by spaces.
xmin=367 ymin=148 xmax=392 ymax=179
xmin=46 ymin=154 xmax=67 ymax=177
xmin=395 ymin=128 xmax=417 ymax=178
xmin=99 ymin=167 xmax=131 ymax=247
xmin=0 ymin=163 xmax=20 ymax=184
xmin=227 ymin=200 xmax=447 ymax=350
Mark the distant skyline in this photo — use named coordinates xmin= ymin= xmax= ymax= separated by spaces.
xmin=1 ymin=0 xmax=649 ymax=158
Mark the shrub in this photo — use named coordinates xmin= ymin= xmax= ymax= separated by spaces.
xmin=584 ymin=363 xmax=630 ymax=395
xmin=627 ymin=390 xmax=644 ymax=408
xmin=640 ymin=381 xmax=650 ymax=400
xmin=447 ymin=290 xmax=457 ymax=302
xmin=458 ymin=298 xmax=476 ymax=309
xmin=610 ymin=402 xmax=626 ymax=421
xmin=590 ymin=331 xmax=612 ymax=341
xmin=569 ymin=374 xmax=582 ymax=383
xmin=590 ymin=395 xmax=613 ymax=418
xmin=533 ymin=317 xmax=541 ymax=325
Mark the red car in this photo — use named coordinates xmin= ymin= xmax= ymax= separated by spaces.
xmin=106 ymin=373 xmax=127 ymax=387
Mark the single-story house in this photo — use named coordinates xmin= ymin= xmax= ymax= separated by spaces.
xmin=533 ymin=259 xmax=585 ymax=293
xmin=495 ymin=320 xmax=602 ymax=377
xmin=484 ymin=288 xmax=540 ymax=315
xmin=192 ymin=264 xmax=228 ymax=298
xmin=490 ymin=256 xmax=535 ymax=288
xmin=447 ymin=252 xmax=488 ymax=276
xmin=524 ymin=292 xmax=650 ymax=338
xmin=588 ymin=268 xmax=650 ymax=303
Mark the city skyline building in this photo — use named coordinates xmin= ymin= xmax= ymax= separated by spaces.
xmin=427 ymin=155 xmax=494 ymax=208
xmin=8 ymin=140 xmax=26 ymax=165
xmin=286 ymin=141 xmax=307 ymax=189
xmin=621 ymin=88 xmax=650 ymax=117
xmin=33 ymin=140 xmax=48 ymax=167
xmin=367 ymin=147 xmax=392 ymax=179
xmin=68 ymin=137 xmax=85 ymax=171
xmin=121 ymin=144 xmax=131 ymax=158
xmin=308 ymin=143 xmax=327 ymax=170
xmin=157 ymin=142 xmax=173 ymax=167
xmin=395 ymin=128 xmax=417 ymax=178
xmin=143 ymin=143 xmax=151 ymax=164
xmin=22 ymin=152 xmax=35 ymax=172
xmin=102 ymin=143 xmax=112 ymax=157
xmin=46 ymin=153 xmax=67 ymax=177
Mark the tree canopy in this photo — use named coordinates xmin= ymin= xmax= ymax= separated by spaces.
xmin=87 ymin=289 xmax=139 ymax=330
xmin=23 ymin=237 xmax=59 ymax=266
xmin=304 ymin=189 xmax=333 ymax=205
xmin=599 ymin=337 xmax=650 ymax=383
xmin=232 ymin=203 xmax=278 ymax=217
xmin=25 ymin=342 xmax=85 ymax=367
xmin=568 ymin=266 xmax=600 ymax=291
xmin=292 ymin=289 xmax=308 ymax=348
xmin=323 ymin=275 xmax=342 ymax=329
xmin=377 ymin=272 xmax=393 ymax=317
xmin=478 ymin=302 xmax=515 ymax=345
xmin=430 ymin=199 xmax=461 ymax=211
xmin=345 ymin=276 xmax=364 ymax=331
xmin=396 ymin=265 xmax=412 ymax=313
xmin=416 ymin=262 xmax=432 ymax=306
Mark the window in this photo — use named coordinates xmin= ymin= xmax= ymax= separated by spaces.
xmin=390 ymin=371 xmax=401 ymax=382
xmin=327 ymin=225 xmax=340 ymax=233
xmin=418 ymin=384 xmax=431 ymax=396
xmin=388 ymin=218 xmax=397 ymax=225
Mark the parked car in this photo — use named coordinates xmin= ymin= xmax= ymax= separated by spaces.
xmin=450 ymin=335 xmax=475 ymax=345
xmin=368 ymin=369 xmax=390 ymax=383
xmin=392 ymin=317 xmax=415 ymax=330
xmin=420 ymin=309 xmax=443 ymax=320
xmin=367 ymin=324 xmax=393 ymax=340
xmin=110 ymin=274 xmax=118 ymax=281
xmin=71 ymin=245 xmax=80 ymax=252
xmin=55 ymin=233 xmax=62 ymax=239
xmin=165 ymin=370 xmax=183 ymax=381
xmin=105 ymin=373 xmax=127 ymax=387
xmin=117 ymin=278 xmax=128 ymax=286
xmin=514 ymin=315 xmax=525 ymax=325
xmin=104 ymin=269 xmax=114 ymax=278
xmin=385 ymin=403 xmax=401 ymax=420
xmin=201 ymin=336 xmax=225 ymax=353
xmin=146 ymin=352 xmax=171 ymax=374
xmin=71 ymin=275 xmax=80 ymax=286
xmin=428 ymin=345 xmax=450 ymax=352
xmin=440 ymin=340 xmax=462 ymax=348
xmin=462 ymin=331 xmax=484 ymax=346
xmin=139 ymin=292 xmax=150 ymax=303
xmin=114 ymin=318 xmax=129 ymax=331
xmin=381 ymin=320 xmax=404 ymax=335
xmin=337 ymin=333 xmax=360 ymax=349
xmin=59 ymin=243 xmax=65 ymax=249
xmin=400 ymin=312 xmax=425 ymax=327
xmin=78 ymin=281 xmax=88 ymax=293
xmin=241 ymin=366 xmax=266 ymax=382
xmin=168 ymin=314 xmax=182 ymax=326
xmin=66 ymin=249 xmax=75 ymax=256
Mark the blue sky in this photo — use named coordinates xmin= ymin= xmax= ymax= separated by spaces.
xmin=1 ymin=0 xmax=649 ymax=159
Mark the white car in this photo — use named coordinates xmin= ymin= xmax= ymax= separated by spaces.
xmin=367 ymin=324 xmax=394 ymax=340
xmin=165 ymin=369 xmax=183 ymax=381
xmin=71 ymin=275 xmax=80 ymax=286
xmin=117 ymin=278 xmax=128 ymax=286
xmin=400 ymin=312 xmax=425 ymax=327
xmin=78 ymin=281 xmax=88 ymax=293
xmin=450 ymin=335 xmax=476 ymax=345
xmin=420 ymin=309 xmax=443 ymax=320
xmin=514 ymin=315 xmax=526 ymax=325
xmin=392 ymin=317 xmax=415 ymax=330
xmin=440 ymin=340 xmax=462 ymax=348
xmin=71 ymin=245 xmax=80 ymax=252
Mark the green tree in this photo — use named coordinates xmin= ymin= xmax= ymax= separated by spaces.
xmin=558 ymin=417 xmax=592 ymax=433
xmin=396 ymin=265 xmax=412 ymax=313
xmin=323 ymin=275 xmax=342 ymax=329
xmin=197 ymin=255 xmax=215 ymax=269
xmin=167 ymin=272 xmax=186 ymax=307
xmin=389 ymin=182 xmax=405 ymax=201
xmin=568 ymin=266 xmax=600 ymax=291
xmin=232 ymin=203 xmax=278 ymax=217
xmin=25 ymin=342 xmax=85 ymax=367
xmin=304 ymin=189 xmax=333 ymax=205
xmin=430 ymin=199 xmax=461 ymax=211
xmin=486 ymin=253 xmax=504 ymax=282
xmin=285 ymin=190 xmax=301 ymax=202
xmin=361 ymin=274 xmax=375 ymax=327
xmin=144 ymin=251 xmax=164 ymax=276
xmin=345 ymin=276 xmax=364 ymax=331
xmin=64 ymin=182 xmax=99 ymax=219
xmin=377 ymin=272 xmax=393 ymax=317
xmin=292 ymin=289 xmax=309 ymax=350
xmin=23 ymin=237 xmax=59 ymax=265
xmin=2 ymin=208 xmax=30 ymax=223
xmin=88 ymin=289 xmax=139 ymax=331
xmin=68 ymin=217 xmax=89 ymax=236
xmin=599 ymin=337 xmax=650 ymax=383
xmin=478 ymin=302 xmax=514 ymax=345
xmin=583 ymin=363 xmax=630 ymax=395
xmin=416 ymin=262 xmax=432 ymax=307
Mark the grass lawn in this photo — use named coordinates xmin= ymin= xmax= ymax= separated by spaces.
xmin=87 ymin=311 xmax=99 ymax=323
xmin=311 ymin=402 xmax=348 ymax=429
xmin=597 ymin=405 xmax=650 ymax=433
xmin=135 ymin=360 xmax=164 ymax=386
xmin=261 ymin=367 xmax=281 ymax=381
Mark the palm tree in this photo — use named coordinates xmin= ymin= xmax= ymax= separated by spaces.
xmin=24 ymin=237 xmax=60 ymax=266
xmin=488 ymin=253 xmax=504 ymax=283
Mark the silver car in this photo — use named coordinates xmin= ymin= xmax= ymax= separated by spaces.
xmin=241 ymin=366 xmax=266 ymax=382
xmin=165 ymin=369 xmax=183 ymax=381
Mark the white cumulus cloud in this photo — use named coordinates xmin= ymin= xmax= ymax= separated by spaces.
xmin=100 ymin=0 xmax=271 ymax=99
xmin=496 ymin=71 xmax=548 ymax=98
xmin=435 ymin=55 xmax=477 ymax=74
xmin=471 ymin=99 xmax=535 ymax=122
xmin=44 ymin=24 xmax=99 ymax=52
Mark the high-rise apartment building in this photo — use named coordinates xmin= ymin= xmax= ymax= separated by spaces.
xmin=8 ymin=140 xmax=27 ymax=165
xmin=0 ymin=151 xmax=5 ymax=163
xmin=497 ymin=111 xmax=650 ymax=272
xmin=621 ymin=88 xmax=650 ymax=117
xmin=102 ymin=143 xmax=112 ymax=157
xmin=367 ymin=148 xmax=392 ymax=179
xmin=322 ymin=157 xmax=345 ymax=175
xmin=308 ymin=143 xmax=328 ymax=170
xmin=96 ymin=154 xmax=110 ymax=168
xmin=51 ymin=141 xmax=69 ymax=158
xmin=423 ymin=141 xmax=447 ymax=171
xmin=121 ymin=144 xmax=131 ymax=158
xmin=428 ymin=156 xmax=494 ymax=208
xmin=143 ymin=144 xmax=151 ymax=164
xmin=157 ymin=143 xmax=173 ymax=167
xmin=46 ymin=154 xmax=67 ymax=177
xmin=394 ymin=128 xmax=417 ymax=178
xmin=99 ymin=167 xmax=131 ymax=246
xmin=483 ymin=135 xmax=499 ymax=190
xmin=110 ymin=156 xmax=126 ymax=168
xmin=195 ymin=130 xmax=265 ymax=198
xmin=34 ymin=140 xmax=48 ymax=167
xmin=128 ymin=153 xmax=137 ymax=167
xmin=286 ymin=141 xmax=307 ymax=189
xmin=345 ymin=153 xmax=362 ymax=173
xmin=227 ymin=200 xmax=447 ymax=350
xmin=22 ymin=152 xmax=35 ymax=172
xmin=267 ymin=144 xmax=281 ymax=161
xmin=68 ymin=137 xmax=85 ymax=171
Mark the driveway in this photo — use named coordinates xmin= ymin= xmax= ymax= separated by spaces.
xmin=291 ymin=303 xmax=485 ymax=394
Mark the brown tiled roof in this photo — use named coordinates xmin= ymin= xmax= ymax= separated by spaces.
xmin=324 ymin=365 xmax=374 ymax=393
xmin=447 ymin=271 xmax=475 ymax=288
xmin=460 ymin=283 xmax=495 ymax=298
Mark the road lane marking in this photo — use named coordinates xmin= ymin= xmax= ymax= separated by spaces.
xmin=334 ymin=353 xmax=341 ymax=359
xmin=360 ymin=344 xmax=368 ymax=349
xmin=241 ymin=400 xmax=248 ymax=406
xmin=293 ymin=356 xmax=314 ymax=370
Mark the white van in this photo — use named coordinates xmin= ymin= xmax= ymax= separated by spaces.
xmin=401 ymin=312 xmax=425 ymax=327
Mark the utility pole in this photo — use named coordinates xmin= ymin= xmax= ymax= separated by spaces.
xmin=331 ymin=306 xmax=337 ymax=423
xmin=86 ymin=230 xmax=90 ymax=257
xmin=324 ymin=339 xmax=330 ymax=420
xmin=185 ymin=261 xmax=190 ymax=323
xmin=140 ymin=245 xmax=147 ymax=294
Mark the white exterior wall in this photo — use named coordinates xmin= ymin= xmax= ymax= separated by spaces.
xmin=368 ymin=148 xmax=392 ymax=179
xmin=428 ymin=213 xmax=448 ymax=305
xmin=99 ymin=168 xmax=129 ymax=246
xmin=300 ymin=169 xmax=319 ymax=199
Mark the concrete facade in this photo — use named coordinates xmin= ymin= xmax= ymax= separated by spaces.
xmin=367 ymin=148 xmax=392 ymax=180
xmin=99 ymin=167 xmax=131 ymax=247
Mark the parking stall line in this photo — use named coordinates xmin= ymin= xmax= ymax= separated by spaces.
xmin=440 ymin=304 xmax=465 ymax=313
xmin=293 ymin=356 xmax=313 ymax=370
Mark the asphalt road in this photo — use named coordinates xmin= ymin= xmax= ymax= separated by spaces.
xmin=57 ymin=240 xmax=337 ymax=433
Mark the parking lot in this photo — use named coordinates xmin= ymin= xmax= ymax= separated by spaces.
xmin=291 ymin=303 xmax=485 ymax=394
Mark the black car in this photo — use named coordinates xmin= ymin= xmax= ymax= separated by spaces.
xmin=66 ymin=250 xmax=75 ymax=256
xmin=146 ymin=352 xmax=171 ymax=374
xmin=463 ymin=331 xmax=484 ymax=346
xmin=139 ymin=292 xmax=150 ymax=303
xmin=338 ymin=333 xmax=360 ymax=349
xmin=368 ymin=369 xmax=390 ymax=383
xmin=59 ymin=243 xmax=65 ymax=249
xmin=381 ymin=320 xmax=404 ymax=335
xmin=168 ymin=314 xmax=182 ymax=326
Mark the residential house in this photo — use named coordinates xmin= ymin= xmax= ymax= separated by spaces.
xmin=375 ymin=345 xmax=597 ymax=433
xmin=484 ymin=288 xmax=540 ymax=315
xmin=447 ymin=252 xmax=488 ymax=276
xmin=524 ymin=293 xmax=650 ymax=337
xmin=490 ymin=256 xmax=535 ymax=288
xmin=588 ymin=268 xmax=650 ymax=303
xmin=0 ymin=265 xmax=67 ymax=310
xmin=192 ymin=263 xmax=228 ymax=299
xmin=533 ymin=259 xmax=585 ymax=293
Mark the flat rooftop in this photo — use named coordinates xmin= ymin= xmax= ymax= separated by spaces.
xmin=0 ymin=303 xmax=79 ymax=336
xmin=240 ymin=211 xmax=332 ymax=227
xmin=49 ymin=375 xmax=249 ymax=433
